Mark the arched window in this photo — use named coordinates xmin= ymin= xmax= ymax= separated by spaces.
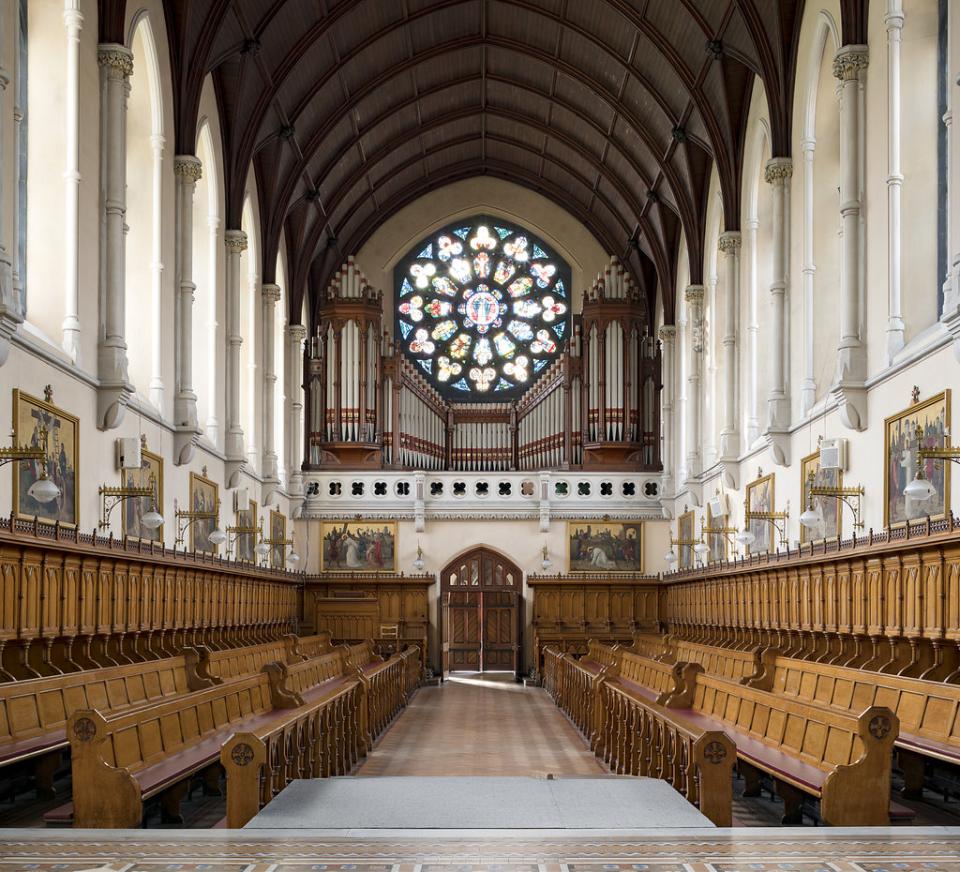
xmin=193 ymin=118 xmax=221 ymax=446
xmin=394 ymin=216 xmax=571 ymax=400
xmin=124 ymin=13 xmax=166 ymax=407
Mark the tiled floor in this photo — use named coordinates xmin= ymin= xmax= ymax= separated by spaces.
xmin=358 ymin=672 xmax=607 ymax=777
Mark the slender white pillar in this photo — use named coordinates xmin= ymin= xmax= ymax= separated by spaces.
xmin=173 ymin=155 xmax=202 ymax=462
xmin=745 ymin=216 xmax=760 ymax=443
xmin=149 ymin=134 xmax=165 ymax=408
xmin=684 ymin=285 xmax=704 ymax=480
xmin=885 ymin=2 xmax=906 ymax=360
xmin=764 ymin=157 xmax=792 ymax=432
xmin=800 ymin=138 xmax=817 ymax=413
xmin=246 ymin=260 xmax=259 ymax=471
xmin=834 ymin=45 xmax=869 ymax=384
xmin=0 ymin=36 xmax=20 ymax=366
xmin=96 ymin=44 xmax=134 ymax=430
xmin=286 ymin=323 xmax=307 ymax=496
xmin=224 ymin=229 xmax=247 ymax=482
xmin=261 ymin=283 xmax=281 ymax=485
xmin=944 ymin=8 xmax=960 ymax=360
xmin=718 ymin=231 xmax=741 ymax=461
xmin=62 ymin=3 xmax=83 ymax=363
xmin=658 ymin=324 xmax=677 ymax=498
xmin=205 ymin=213 xmax=221 ymax=443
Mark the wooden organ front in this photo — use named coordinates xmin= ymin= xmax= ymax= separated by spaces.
xmin=305 ymin=256 xmax=662 ymax=472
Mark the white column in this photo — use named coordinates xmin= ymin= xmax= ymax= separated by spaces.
xmin=224 ymin=229 xmax=247 ymax=482
xmin=745 ymin=216 xmax=760 ymax=443
xmin=173 ymin=155 xmax=202 ymax=463
xmin=62 ymin=3 xmax=83 ymax=363
xmin=658 ymin=324 xmax=677 ymax=498
xmin=718 ymin=231 xmax=741 ymax=461
xmin=205 ymin=214 xmax=221 ymax=443
xmin=261 ymin=283 xmax=281 ymax=485
xmin=944 ymin=6 xmax=960 ymax=359
xmin=0 ymin=31 xmax=21 ymax=366
xmin=149 ymin=134 xmax=165 ymax=408
xmin=96 ymin=44 xmax=134 ymax=430
xmin=885 ymin=2 xmax=906 ymax=360
xmin=833 ymin=45 xmax=869 ymax=385
xmin=800 ymin=138 xmax=817 ymax=413
xmin=684 ymin=285 xmax=704 ymax=480
xmin=764 ymin=157 xmax=792 ymax=432
xmin=286 ymin=323 xmax=307 ymax=496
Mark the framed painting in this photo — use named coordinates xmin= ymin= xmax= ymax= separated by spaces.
xmin=189 ymin=472 xmax=219 ymax=555
xmin=885 ymin=390 xmax=951 ymax=528
xmin=12 ymin=388 xmax=79 ymax=526
xmin=321 ymin=521 xmax=397 ymax=571
xmin=270 ymin=510 xmax=286 ymax=569
xmin=705 ymin=503 xmax=727 ymax=563
xmin=800 ymin=449 xmax=842 ymax=544
xmin=746 ymin=473 xmax=775 ymax=554
xmin=677 ymin=511 xmax=695 ymax=570
xmin=235 ymin=499 xmax=258 ymax=563
xmin=567 ymin=521 xmax=643 ymax=572
xmin=122 ymin=445 xmax=163 ymax=542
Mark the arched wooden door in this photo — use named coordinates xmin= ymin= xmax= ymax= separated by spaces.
xmin=440 ymin=548 xmax=523 ymax=679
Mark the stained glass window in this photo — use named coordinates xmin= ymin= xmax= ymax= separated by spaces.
xmin=395 ymin=216 xmax=571 ymax=400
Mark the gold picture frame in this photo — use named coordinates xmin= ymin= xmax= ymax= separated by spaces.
xmin=321 ymin=520 xmax=397 ymax=572
xmin=236 ymin=499 xmax=258 ymax=563
xmin=884 ymin=390 xmax=951 ymax=528
xmin=705 ymin=503 xmax=727 ymax=563
xmin=677 ymin=511 xmax=695 ymax=569
xmin=567 ymin=521 xmax=644 ymax=572
xmin=12 ymin=388 xmax=80 ymax=527
xmin=189 ymin=471 xmax=220 ymax=555
xmin=746 ymin=472 xmax=775 ymax=554
xmin=270 ymin=510 xmax=286 ymax=570
xmin=123 ymin=446 xmax=163 ymax=542
xmin=800 ymin=449 xmax=842 ymax=544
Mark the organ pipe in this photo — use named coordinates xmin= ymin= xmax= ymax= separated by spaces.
xmin=305 ymin=253 xmax=660 ymax=472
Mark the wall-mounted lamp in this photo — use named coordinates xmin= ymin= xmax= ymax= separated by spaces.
xmin=742 ymin=500 xmax=790 ymax=551
xmin=0 ymin=427 xmax=61 ymax=504
xmin=175 ymin=498 xmax=226 ymax=549
xmin=99 ymin=473 xmax=162 ymax=531
xmin=905 ymin=424 xmax=959 ymax=505
xmin=801 ymin=470 xmax=864 ymax=532
xmin=541 ymin=544 xmax=552 ymax=571
xmin=412 ymin=542 xmax=425 ymax=572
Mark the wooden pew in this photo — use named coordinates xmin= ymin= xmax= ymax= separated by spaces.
xmin=765 ymin=653 xmax=960 ymax=797
xmin=340 ymin=641 xmax=416 ymax=744
xmin=543 ymin=646 xmax=735 ymax=826
xmin=63 ymin=649 xmax=358 ymax=827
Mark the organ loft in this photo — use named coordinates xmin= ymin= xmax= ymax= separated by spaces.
xmin=0 ymin=0 xmax=959 ymax=867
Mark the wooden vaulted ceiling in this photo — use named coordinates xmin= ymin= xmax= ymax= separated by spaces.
xmin=99 ymin=0 xmax=840 ymax=325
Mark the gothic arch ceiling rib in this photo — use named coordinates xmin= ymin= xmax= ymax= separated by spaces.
xmin=157 ymin=0 xmax=808 ymax=324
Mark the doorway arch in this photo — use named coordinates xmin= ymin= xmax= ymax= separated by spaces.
xmin=440 ymin=548 xmax=523 ymax=679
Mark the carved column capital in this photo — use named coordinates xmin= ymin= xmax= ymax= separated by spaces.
xmin=262 ymin=283 xmax=282 ymax=304
xmin=658 ymin=324 xmax=677 ymax=343
xmin=97 ymin=43 xmax=134 ymax=78
xmin=684 ymin=284 xmax=705 ymax=305
xmin=833 ymin=44 xmax=869 ymax=81
xmin=764 ymin=157 xmax=793 ymax=185
xmin=718 ymin=231 xmax=742 ymax=254
xmin=174 ymin=155 xmax=203 ymax=183
xmin=287 ymin=323 xmax=308 ymax=343
xmin=225 ymin=230 xmax=248 ymax=253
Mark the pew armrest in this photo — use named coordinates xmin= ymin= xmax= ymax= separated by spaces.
xmin=820 ymin=705 xmax=899 ymax=826
xmin=659 ymin=661 xmax=703 ymax=708
xmin=741 ymin=646 xmax=779 ymax=692
xmin=263 ymin=661 xmax=306 ymax=708
xmin=283 ymin=633 xmax=309 ymax=664
xmin=67 ymin=710 xmax=142 ymax=828
xmin=183 ymin=645 xmax=223 ymax=691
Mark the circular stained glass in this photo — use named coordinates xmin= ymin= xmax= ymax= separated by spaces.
xmin=394 ymin=216 xmax=571 ymax=400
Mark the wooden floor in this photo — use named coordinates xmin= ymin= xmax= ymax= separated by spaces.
xmin=358 ymin=672 xmax=607 ymax=777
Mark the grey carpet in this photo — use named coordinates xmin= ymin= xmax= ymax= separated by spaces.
xmin=245 ymin=776 xmax=713 ymax=829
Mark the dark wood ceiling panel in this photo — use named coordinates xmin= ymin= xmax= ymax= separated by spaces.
xmin=165 ymin=0 xmax=806 ymax=319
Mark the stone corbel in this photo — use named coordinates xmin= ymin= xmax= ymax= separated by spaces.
xmin=261 ymin=481 xmax=281 ymax=507
xmin=173 ymin=429 xmax=201 ymax=467
xmin=762 ymin=429 xmax=791 ymax=467
xmin=718 ymin=460 xmax=739 ymax=491
xmin=830 ymin=382 xmax=868 ymax=432
xmin=97 ymin=381 xmax=135 ymax=431
xmin=225 ymin=459 xmax=246 ymax=491
xmin=942 ymin=260 xmax=960 ymax=363
xmin=0 ymin=288 xmax=21 ymax=368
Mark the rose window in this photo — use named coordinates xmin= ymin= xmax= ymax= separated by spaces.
xmin=395 ymin=216 xmax=571 ymax=400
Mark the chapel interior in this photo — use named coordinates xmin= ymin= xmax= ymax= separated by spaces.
xmin=0 ymin=0 xmax=959 ymax=867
